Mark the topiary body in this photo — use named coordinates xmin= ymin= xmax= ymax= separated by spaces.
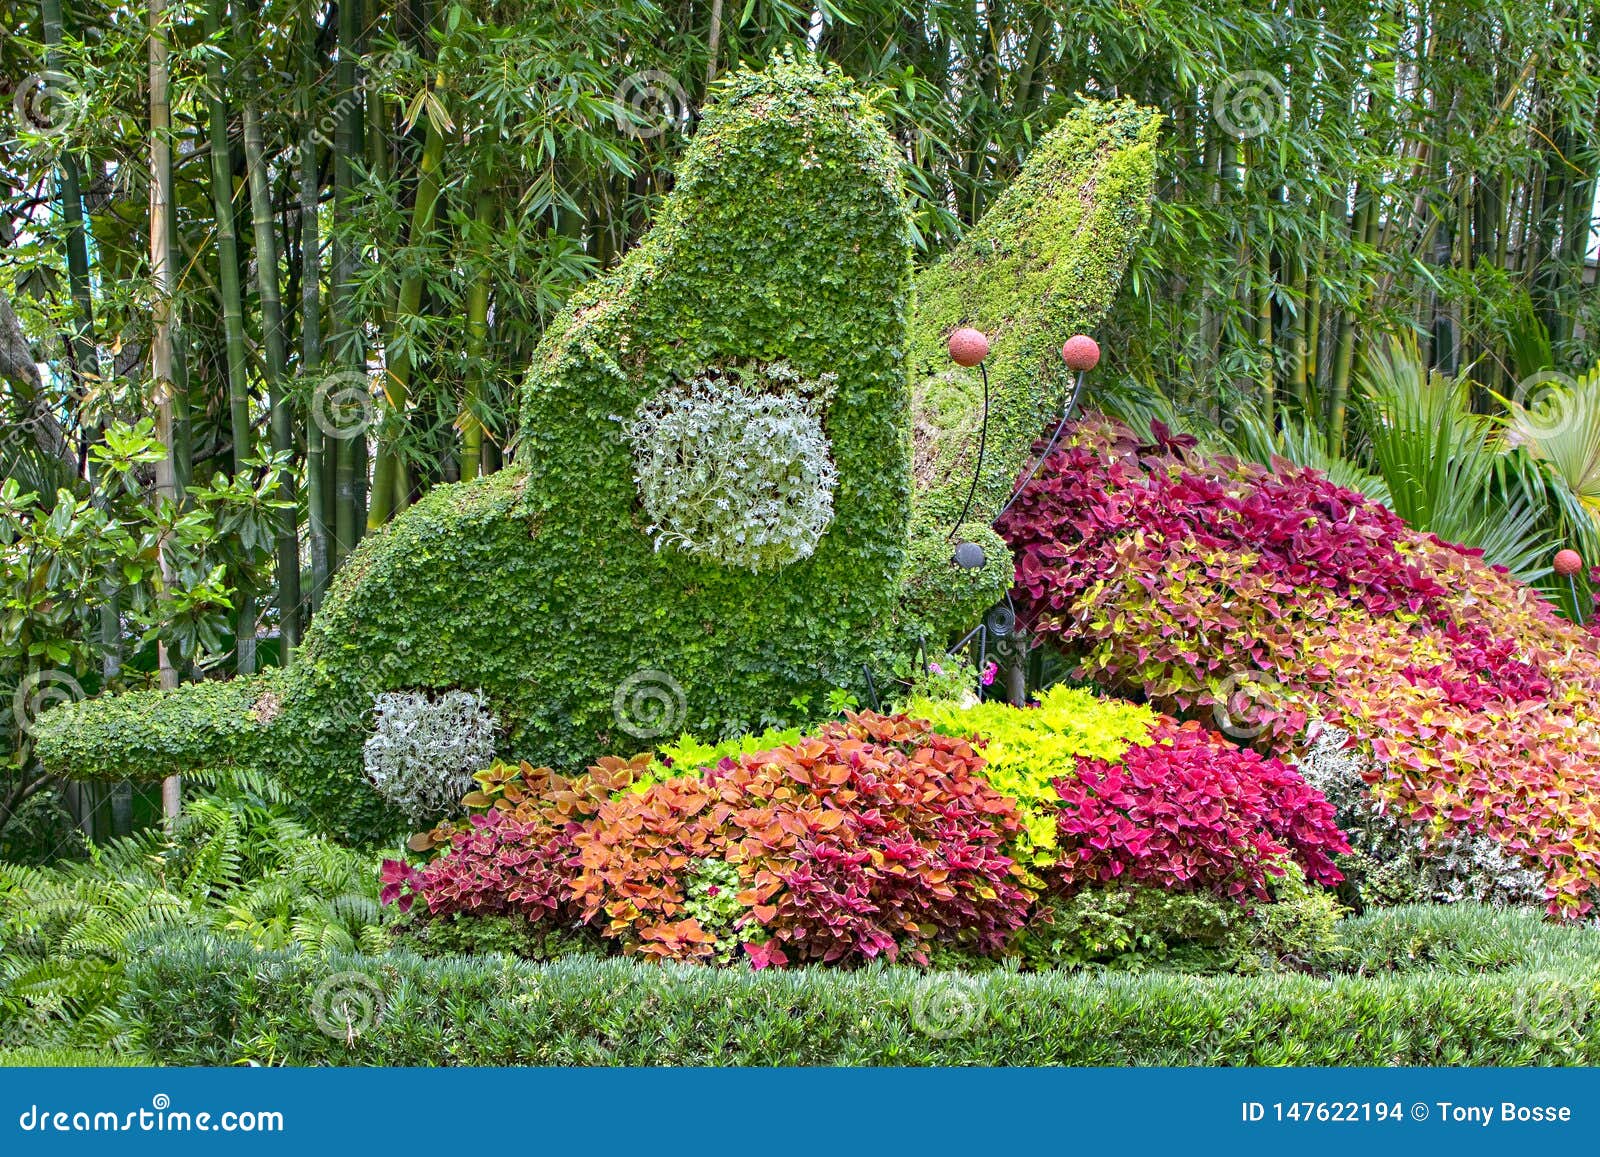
xmin=35 ymin=57 xmax=914 ymax=843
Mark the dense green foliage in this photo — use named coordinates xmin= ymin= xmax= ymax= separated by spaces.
xmin=0 ymin=775 xmax=383 ymax=1055
xmin=1003 ymin=867 xmax=1343 ymax=975
xmin=125 ymin=905 xmax=1600 ymax=1065
xmin=35 ymin=58 xmax=914 ymax=843
xmin=0 ymin=422 xmax=284 ymax=845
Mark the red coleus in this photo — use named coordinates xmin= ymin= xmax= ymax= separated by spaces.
xmin=999 ymin=413 xmax=1600 ymax=918
xmin=391 ymin=808 xmax=577 ymax=923
xmin=387 ymin=713 xmax=1036 ymax=967
xmin=710 ymin=713 xmax=1033 ymax=967
xmin=1053 ymin=718 xmax=1348 ymax=901
xmin=380 ymin=760 xmax=615 ymax=926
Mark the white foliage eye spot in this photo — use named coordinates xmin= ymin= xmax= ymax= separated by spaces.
xmin=621 ymin=363 xmax=840 ymax=572
xmin=363 ymin=689 xmax=499 ymax=825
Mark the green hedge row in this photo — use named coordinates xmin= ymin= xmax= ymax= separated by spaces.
xmin=126 ymin=907 xmax=1600 ymax=1066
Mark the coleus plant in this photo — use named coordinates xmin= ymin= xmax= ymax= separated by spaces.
xmin=385 ymin=714 xmax=1036 ymax=966
xmin=383 ymin=706 xmax=1353 ymax=964
xmin=998 ymin=414 xmax=1600 ymax=918
xmin=1055 ymin=718 xmax=1348 ymax=900
xmin=712 ymin=712 xmax=1033 ymax=968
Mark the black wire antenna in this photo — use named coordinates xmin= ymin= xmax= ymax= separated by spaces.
xmin=946 ymin=359 xmax=990 ymax=540
xmin=995 ymin=366 xmax=1088 ymax=523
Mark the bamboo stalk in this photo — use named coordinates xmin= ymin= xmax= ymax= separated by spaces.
xmin=149 ymin=0 xmax=181 ymax=820
xmin=330 ymin=0 xmax=364 ymax=568
xmin=202 ymin=0 xmax=251 ymax=476
xmin=459 ymin=184 xmax=497 ymax=483
xmin=1327 ymin=181 xmax=1371 ymax=455
xmin=298 ymin=6 xmax=329 ymax=614
xmin=39 ymin=0 xmax=95 ymax=391
xmin=201 ymin=0 xmax=257 ymax=677
xmin=236 ymin=3 xmax=302 ymax=662
xmin=366 ymin=71 xmax=449 ymax=530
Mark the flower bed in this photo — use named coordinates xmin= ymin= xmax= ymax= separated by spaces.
xmin=997 ymin=416 xmax=1600 ymax=918
xmin=384 ymin=703 xmax=1348 ymax=968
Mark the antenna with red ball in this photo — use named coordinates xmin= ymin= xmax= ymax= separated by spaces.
xmin=1555 ymin=549 xmax=1586 ymax=626
xmin=945 ymin=328 xmax=992 ymax=540
xmin=995 ymin=335 xmax=1101 ymax=521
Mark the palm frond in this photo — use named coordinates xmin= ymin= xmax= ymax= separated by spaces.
xmin=1356 ymin=338 xmax=1558 ymax=582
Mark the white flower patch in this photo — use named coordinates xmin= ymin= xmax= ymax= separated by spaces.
xmin=363 ymin=689 xmax=499 ymax=825
xmin=622 ymin=363 xmax=839 ymax=572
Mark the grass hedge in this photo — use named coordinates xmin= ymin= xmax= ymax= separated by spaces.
xmin=125 ymin=906 xmax=1600 ymax=1066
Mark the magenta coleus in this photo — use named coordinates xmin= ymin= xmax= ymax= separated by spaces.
xmin=1054 ymin=718 xmax=1347 ymax=899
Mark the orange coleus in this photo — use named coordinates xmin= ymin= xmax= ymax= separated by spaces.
xmin=388 ymin=714 xmax=1036 ymax=965
xmin=572 ymin=714 xmax=1034 ymax=965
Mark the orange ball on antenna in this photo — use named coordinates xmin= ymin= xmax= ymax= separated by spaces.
xmin=1061 ymin=334 xmax=1100 ymax=372
xmin=947 ymin=328 xmax=989 ymax=367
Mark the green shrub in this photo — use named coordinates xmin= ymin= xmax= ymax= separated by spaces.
xmin=35 ymin=57 xmax=916 ymax=845
xmin=1015 ymin=888 xmax=1243 ymax=972
xmin=1009 ymin=863 xmax=1343 ymax=975
xmin=124 ymin=911 xmax=1600 ymax=1065
xmin=0 ymin=781 xmax=384 ymax=1054
xmin=0 ymin=1047 xmax=144 ymax=1067
xmin=1315 ymin=903 xmax=1548 ymax=976
xmin=389 ymin=910 xmax=600 ymax=962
